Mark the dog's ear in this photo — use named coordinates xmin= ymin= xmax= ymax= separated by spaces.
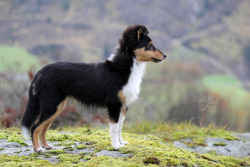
xmin=137 ymin=28 xmax=143 ymax=41
xmin=119 ymin=25 xmax=149 ymax=52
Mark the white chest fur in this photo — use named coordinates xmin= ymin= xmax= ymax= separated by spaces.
xmin=122 ymin=59 xmax=147 ymax=106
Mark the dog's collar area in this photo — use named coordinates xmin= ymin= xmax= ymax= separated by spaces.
xmin=133 ymin=58 xmax=139 ymax=66
xmin=134 ymin=59 xmax=147 ymax=66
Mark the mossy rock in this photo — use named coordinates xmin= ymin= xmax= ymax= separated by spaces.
xmin=213 ymin=143 xmax=227 ymax=146
xmin=0 ymin=127 xmax=249 ymax=166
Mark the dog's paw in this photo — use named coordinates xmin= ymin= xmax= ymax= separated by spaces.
xmin=35 ymin=147 xmax=46 ymax=153
xmin=42 ymin=144 xmax=53 ymax=150
xmin=113 ymin=143 xmax=124 ymax=150
xmin=121 ymin=141 xmax=128 ymax=145
xmin=119 ymin=140 xmax=128 ymax=145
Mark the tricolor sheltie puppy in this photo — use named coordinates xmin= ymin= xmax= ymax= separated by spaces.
xmin=21 ymin=24 xmax=166 ymax=152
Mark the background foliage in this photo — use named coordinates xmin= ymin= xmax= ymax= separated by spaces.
xmin=0 ymin=0 xmax=250 ymax=132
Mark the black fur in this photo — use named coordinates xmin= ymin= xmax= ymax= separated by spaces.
xmin=21 ymin=25 xmax=151 ymax=135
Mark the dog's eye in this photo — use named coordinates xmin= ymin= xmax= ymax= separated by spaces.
xmin=148 ymin=44 xmax=154 ymax=51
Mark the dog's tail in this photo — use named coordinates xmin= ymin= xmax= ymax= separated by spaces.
xmin=21 ymin=89 xmax=40 ymax=139
xmin=21 ymin=75 xmax=40 ymax=139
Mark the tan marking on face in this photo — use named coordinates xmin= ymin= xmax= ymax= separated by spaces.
xmin=134 ymin=47 xmax=164 ymax=62
xmin=33 ymin=100 xmax=66 ymax=151
xmin=118 ymin=91 xmax=126 ymax=104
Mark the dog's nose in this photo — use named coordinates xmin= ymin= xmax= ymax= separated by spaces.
xmin=163 ymin=54 xmax=167 ymax=59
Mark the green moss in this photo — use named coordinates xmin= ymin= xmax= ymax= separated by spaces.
xmin=83 ymin=155 xmax=92 ymax=161
xmin=84 ymin=156 xmax=134 ymax=167
xmin=29 ymin=153 xmax=39 ymax=158
xmin=182 ymin=141 xmax=197 ymax=148
xmin=114 ymin=133 xmax=223 ymax=166
xmin=0 ymin=125 xmax=249 ymax=166
xmin=76 ymin=144 xmax=88 ymax=149
xmin=47 ymin=133 xmax=73 ymax=142
xmin=0 ymin=154 xmax=52 ymax=167
xmin=54 ymin=141 xmax=76 ymax=146
xmin=143 ymin=156 xmax=160 ymax=165
xmin=44 ymin=154 xmax=51 ymax=158
xmin=213 ymin=143 xmax=227 ymax=146
xmin=204 ymin=154 xmax=250 ymax=167
xmin=57 ymin=153 xmax=80 ymax=163
xmin=0 ymin=128 xmax=21 ymax=139
xmin=192 ymin=137 xmax=208 ymax=147
xmin=181 ymin=137 xmax=208 ymax=148
xmin=63 ymin=146 xmax=74 ymax=151
xmin=0 ymin=127 xmax=27 ymax=146
xmin=47 ymin=150 xmax=65 ymax=155
xmin=124 ymin=121 xmax=239 ymax=142
xmin=207 ymin=150 xmax=218 ymax=155
xmin=7 ymin=134 xmax=27 ymax=146
xmin=0 ymin=133 xmax=7 ymax=139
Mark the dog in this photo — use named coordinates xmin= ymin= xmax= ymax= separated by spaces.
xmin=21 ymin=24 xmax=166 ymax=152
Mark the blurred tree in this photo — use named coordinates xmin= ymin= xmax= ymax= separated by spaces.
xmin=243 ymin=45 xmax=250 ymax=63
xmin=243 ymin=45 xmax=250 ymax=80
xmin=62 ymin=0 xmax=70 ymax=11
xmin=168 ymin=85 xmax=207 ymax=125
xmin=29 ymin=44 xmax=64 ymax=61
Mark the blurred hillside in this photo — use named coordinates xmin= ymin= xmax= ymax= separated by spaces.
xmin=0 ymin=0 xmax=243 ymax=62
xmin=0 ymin=0 xmax=250 ymax=131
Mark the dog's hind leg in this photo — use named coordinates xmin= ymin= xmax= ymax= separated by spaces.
xmin=40 ymin=100 xmax=67 ymax=150
xmin=118 ymin=105 xmax=128 ymax=146
xmin=31 ymin=119 xmax=50 ymax=153
xmin=31 ymin=98 xmax=63 ymax=153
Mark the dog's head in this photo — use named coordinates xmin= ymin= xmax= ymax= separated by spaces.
xmin=120 ymin=24 xmax=167 ymax=63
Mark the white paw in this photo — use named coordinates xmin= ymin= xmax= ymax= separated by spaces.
xmin=42 ymin=144 xmax=53 ymax=150
xmin=113 ymin=143 xmax=124 ymax=150
xmin=120 ymin=140 xmax=128 ymax=145
xmin=35 ymin=147 xmax=46 ymax=153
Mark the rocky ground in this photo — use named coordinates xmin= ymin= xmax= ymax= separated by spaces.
xmin=0 ymin=127 xmax=249 ymax=166
xmin=174 ymin=133 xmax=250 ymax=158
xmin=0 ymin=139 xmax=132 ymax=163
xmin=1 ymin=133 xmax=249 ymax=162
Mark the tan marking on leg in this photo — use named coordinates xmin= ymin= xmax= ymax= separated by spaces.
xmin=121 ymin=105 xmax=127 ymax=116
xmin=118 ymin=91 xmax=126 ymax=104
xmin=40 ymin=120 xmax=53 ymax=149
xmin=33 ymin=100 xmax=66 ymax=151
xmin=109 ymin=119 xmax=116 ymax=124
xmin=40 ymin=100 xmax=66 ymax=149
xmin=33 ymin=121 xmax=48 ymax=151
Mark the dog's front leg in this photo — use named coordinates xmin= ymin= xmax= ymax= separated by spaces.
xmin=108 ymin=104 xmax=125 ymax=150
xmin=109 ymin=122 xmax=124 ymax=150
xmin=118 ymin=105 xmax=128 ymax=145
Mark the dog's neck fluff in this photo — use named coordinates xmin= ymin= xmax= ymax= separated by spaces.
xmin=123 ymin=58 xmax=146 ymax=105
xmin=108 ymin=54 xmax=147 ymax=105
